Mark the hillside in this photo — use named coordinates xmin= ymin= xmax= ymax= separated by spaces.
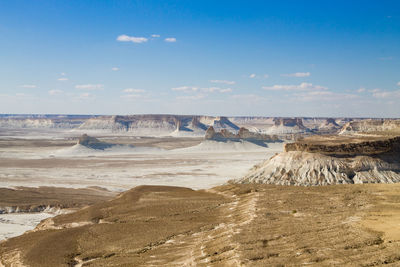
xmin=1 ymin=184 xmax=400 ymax=266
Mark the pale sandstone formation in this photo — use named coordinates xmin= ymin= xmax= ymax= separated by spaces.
xmin=318 ymin=118 xmax=341 ymax=132
xmin=339 ymin=119 xmax=400 ymax=135
xmin=285 ymin=136 xmax=400 ymax=155
xmin=235 ymin=135 xmax=400 ymax=186
xmin=205 ymin=126 xmax=280 ymax=142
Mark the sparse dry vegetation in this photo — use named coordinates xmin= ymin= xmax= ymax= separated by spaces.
xmin=1 ymin=183 xmax=400 ymax=266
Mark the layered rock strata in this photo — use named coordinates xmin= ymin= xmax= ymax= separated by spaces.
xmin=235 ymin=135 xmax=400 ymax=186
xmin=339 ymin=119 xmax=400 ymax=135
xmin=205 ymin=126 xmax=280 ymax=142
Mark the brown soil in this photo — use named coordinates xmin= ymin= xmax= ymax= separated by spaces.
xmin=285 ymin=135 xmax=400 ymax=155
xmin=0 ymin=187 xmax=116 ymax=212
xmin=1 ymin=184 xmax=400 ymax=266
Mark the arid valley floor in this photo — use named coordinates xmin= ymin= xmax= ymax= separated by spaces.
xmin=1 ymin=116 xmax=400 ymax=266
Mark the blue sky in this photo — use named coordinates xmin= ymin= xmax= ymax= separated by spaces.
xmin=0 ymin=0 xmax=399 ymax=117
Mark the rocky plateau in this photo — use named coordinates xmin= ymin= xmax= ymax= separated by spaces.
xmin=235 ymin=134 xmax=400 ymax=186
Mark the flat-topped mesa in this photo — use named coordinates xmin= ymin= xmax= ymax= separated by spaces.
xmin=234 ymin=135 xmax=400 ymax=186
xmin=205 ymin=126 xmax=280 ymax=142
xmin=339 ymin=119 xmax=400 ymax=135
xmin=274 ymin=117 xmax=306 ymax=128
xmin=284 ymin=136 xmax=400 ymax=156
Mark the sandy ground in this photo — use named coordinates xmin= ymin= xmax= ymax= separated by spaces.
xmin=0 ymin=135 xmax=283 ymax=191
xmin=0 ymin=187 xmax=116 ymax=241
xmin=1 ymin=131 xmax=400 ymax=266
xmin=0 ymin=132 xmax=283 ymax=241
xmin=1 ymin=183 xmax=399 ymax=266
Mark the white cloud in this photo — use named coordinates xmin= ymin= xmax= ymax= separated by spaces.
xmin=176 ymin=94 xmax=205 ymax=100
xmin=78 ymin=92 xmax=92 ymax=99
xmin=219 ymin=88 xmax=233 ymax=93
xmin=201 ymin=87 xmax=232 ymax=93
xmin=303 ymin=91 xmax=332 ymax=96
xmin=20 ymin=84 xmax=37 ymax=88
xmin=373 ymin=91 xmax=390 ymax=98
xmin=111 ymin=67 xmax=119 ymax=71
xmin=210 ymin=80 xmax=235 ymax=85
xmin=262 ymin=82 xmax=327 ymax=91
xmin=165 ymin=37 xmax=177 ymax=42
xmin=57 ymin=77 xmax=68 ymax=81
xmin=172 ymin=86 xmax=231 ymax=94
xmin=231 ymin=94 xmax=266 ymax=102
xmin=151 ymin=34 xmax=160 ymax=38
xmin=397 ymin=81 xmax=400 ymax=86
xmin=281 ymin=72 xmax=311 ymax=77
xmin=171 ymin=86 xmax=198 ymax=92
xmin=117 ymin=34 xmax=148 ymax=43
xmin=61 ymin=72 xmax=66 ymax=76
xmin=48 ymin=89 xmax=63 ymax=95
xmin=15 ymin=93 xmax=28 ymax=97
xmin=120 ymin=94 xmax=143 ymax=99
xmin=378 ymin=57 xmax=393 ymax=61
xmin=249 ymin=74 xmax=256 ymax=78
xmin=372 ymin=90 xmax=400 ymax=99
xmin=357 ymin=88 xmax=366 ymax=93
xmin=263 ymin=74 xmax=269 ymax=78
xmin=369 ymin=88 xmax=381 ymax=93
xmin=75 ymin=84 xmax=104 ymax=90
xmin=294 ymin=91 xmax=358 ymax=101
xmin=123 ymin=88 xmax=146 ymax=93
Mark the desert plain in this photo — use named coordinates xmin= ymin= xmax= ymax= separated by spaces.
xmin=0 ymin=116 xmax=400 ymax=266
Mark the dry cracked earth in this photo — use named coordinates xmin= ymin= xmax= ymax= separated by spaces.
xmin=1 ymin=183 xmax=400 ymax=266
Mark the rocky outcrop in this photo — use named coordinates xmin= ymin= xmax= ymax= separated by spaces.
xmin=205 ymin=126 xmax=280 ymax=142
xmin=339 ymin=119 xmax=400 ymax=135
xmin=265 ymin=118 xmax=310 ymax=136
xmin=0 ymin=114 xmax=371 ymax=136
xmin=78 ymin=134 xmax=100 ymax=146
xmin=78 ymin=115 xmax=241 ymax=136
xmin=323 ymin=118 xmax=339 ymax=127
xmin=274 ymin=118 xmax=306 ymax=128
xmin=284 ymin=136 xmax=400 ymax=156
xmin=318 ymin=118 xmax=340 ymax=132
xmin=234 ymin=135 xmax=400 ymax=186
xmin=0 ymin=205 xmax=62 ymax=214
xmin=77 ymin=134 xmax=113 ymax=150
xmin=79 ymin=115 xmax=180 ymax=134
xmin=235 ymin=151 xmax=400 ymax=186
xmin=173 ymin=116 xmax=208 ymax=135
xmin=211 ymin=116 xmax=240 ymax=131
xmin=204 ymin=126 xmax=217 ymax=140
xmin=0 ymin=187 xmax=115 ymax=214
